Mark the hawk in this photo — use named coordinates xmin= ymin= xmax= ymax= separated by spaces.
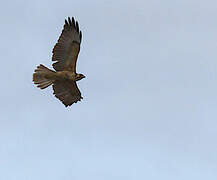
xmin=33 ymin=17 xmax=85 ymax=107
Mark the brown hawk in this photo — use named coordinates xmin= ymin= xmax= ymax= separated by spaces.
xmin=33 ymin=17 xmax=85 ymax=107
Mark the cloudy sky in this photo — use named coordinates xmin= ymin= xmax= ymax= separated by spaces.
xmin=0 ymin=0 xmax=217 ymax=179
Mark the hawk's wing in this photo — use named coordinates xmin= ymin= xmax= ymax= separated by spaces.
xmin=53 ymin=80 xmax=83 ymax=107
xmin=52 ymin=17 xmax=82 ymax=73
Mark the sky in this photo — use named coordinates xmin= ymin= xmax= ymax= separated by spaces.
xmin=0 ymin=0 xmax=217 ymax=179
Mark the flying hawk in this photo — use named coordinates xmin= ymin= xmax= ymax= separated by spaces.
xmin=33 ymin=17 xmax=85 ymax=107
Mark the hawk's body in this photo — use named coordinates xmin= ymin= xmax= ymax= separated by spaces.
xmin=33 ymin=17 xmax=85 ymax=107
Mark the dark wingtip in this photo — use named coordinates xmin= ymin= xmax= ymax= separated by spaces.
xmin=68 ymin=17 xmax=72 ymax=25
xmin=79 ymin=31 xmax=82 ymax=41
xmin=71 ymin=17 xmax=75 ymax=27
xmin=75 ymin=21 xmax=79 ymax=32
xmin=65 ymin=17 xmax=77 ymax=28
xmin=65 ymin=19 xmax=69 ymax=26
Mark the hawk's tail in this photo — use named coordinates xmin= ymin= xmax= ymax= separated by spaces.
xmin=33 ymin=64 xmax=56 ymax=89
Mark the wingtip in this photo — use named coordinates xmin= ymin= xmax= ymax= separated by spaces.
xmin=75 ymin=21 xmax=79 ymax=32
xmin=79 ymin=31 xmax=82 ymax=41
xmin=68 ymin=17 xmax=72 ymax=25
xmin=64 ymin=19 xmax=69 ymax=27
xmin=65 ymin=17 xmax=77 ymax=28
xmin=71 ymin=17 xmax=75 ymax=27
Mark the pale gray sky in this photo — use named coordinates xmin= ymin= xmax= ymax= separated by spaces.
xmin=1 ymin=0 xmax=217 ymax=179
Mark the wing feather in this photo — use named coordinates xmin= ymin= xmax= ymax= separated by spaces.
xmin=52 ymin=17 xmax=82 ymax=72
xmin=53 ymin=80 xmax=83 ymax=107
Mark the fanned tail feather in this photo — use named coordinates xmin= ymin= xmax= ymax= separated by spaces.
xmin=33 ymin=64 xmax=56 ymax=89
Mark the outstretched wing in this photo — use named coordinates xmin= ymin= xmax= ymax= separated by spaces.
xmin=52 ymin=17 xmax=82 ymax=73
xmin=53 ymin=80 xmax=83 ymax=107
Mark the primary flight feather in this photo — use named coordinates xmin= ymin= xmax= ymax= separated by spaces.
xmin=33 ymin=17 xmax=85 ymax=107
